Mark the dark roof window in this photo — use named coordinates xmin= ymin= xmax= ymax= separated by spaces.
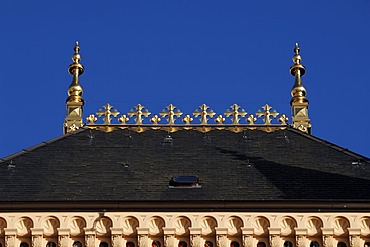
xmin=169 ymin=176 xmax=201 ymax=188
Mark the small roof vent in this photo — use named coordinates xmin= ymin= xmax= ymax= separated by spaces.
xmin=169 ymin=176 xmax=201 ymax=188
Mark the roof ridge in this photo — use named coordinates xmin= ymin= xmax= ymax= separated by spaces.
xmin=287 ymin=127 xmax=370 ymax=162
xmin=0 ymin=127 xmax=88 ymax=162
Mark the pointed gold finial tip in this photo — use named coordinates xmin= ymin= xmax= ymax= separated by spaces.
xmin=76 ymin=41 xmax=79 ymax=46
xmin=294 ymin=42 xmax=300 ymax=54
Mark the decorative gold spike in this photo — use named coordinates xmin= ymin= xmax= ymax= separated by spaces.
xmin=159 ymin=104 xmax=183 ymax=125
xmin=64 ymin=42 xmax=85 ymax=134
xmin=290 ymin=43 xmax=311 ymax=133
xmin=128 ymin=104 xmax=151 ymax=125
xmin=150 ymin=115 xmax=161 ymax=125
xmin=256 ymin=104 xmax=279 ymax=125
xmin=96 ymin=103 xmax=120 ymax=125
xmin=193 ymin=104 xmax=216 ymax=125
xmin=224 ymin=104 xmax=247 ymax=124
xmin=278 ymin=114 xmax=289 ymax=125
xmin=86 ymin=114 xmax=98 ymax=124
xmin=118 ymin=115 xmax=130 ymax=124
xmin=182 ymin=115 xmax=193 ymax=125
xmin=246 ymin=114 xmax=257 ymax=125
xmin=215 ymin=115 xmax=226 ymax=124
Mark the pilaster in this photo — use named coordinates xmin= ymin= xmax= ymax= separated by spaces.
xmin=349 ymin=228 xmax=361 ymax=247
xmin=137 ymin=228 xmax=149 ymax=247
xmin=295 ymin=228 xmax=307 ymax=247
xmin=84 ymin=228 xmax=96 ymax=247
xmin=57 ymin=228 xmax=70 ymax=247
xmin=321 ymin=228 xmax=334 ymax=247
xmin=31 ymin=228 xmax=43 ymax=247
xmin=268 ymin=228 xmax=281 ymax=247
xmin=111 ymin=228 xmax=123 ymax=247
xmin=189 ymin=228 xmax=201 ymax=247
xmin=215 ymin=228 xmax=228 ymax=247
xmin=5 ymin=229 xmax=17 ymax=247
xmin=163 ymin=228 xmax=175 ymax=247
xmin=241 ymin=228 xmax=254 ymax=247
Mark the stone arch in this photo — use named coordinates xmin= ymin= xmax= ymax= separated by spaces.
xmin=332 ymin=217 xmax=350 ymax=237
xmin=360 ymin=217 xmax=370 ymax=236
xmin=123 ymin=216 xmax=139 ymax=236
xmin=253 ymin=217 xmax=270 ymax=236
xmin=69 ymin=217 xmax=86 ymax=237
xmin=280 ymin=216 xmax=297 ymax=237
xmin=306 ymin=217 xmax=323 ymax=237
xmin=43 ymin=217 xmax=60 ymax=237
xmin=16 ymin=217 xmax=33 ymax=237
xmin=200 ymin=216 xmax=217 ymax=236
xmin=226 ymin=216 xmax=243 ymax=236
xmin=148 ymin=217 xmax=165 ymax=236
xmin=96 ymin=217 xmax=113 ymax=237
xmin=0 ymin=217 xmax=7 ymax=236
xmin=174 ymin=216 xmax=191 ymax=236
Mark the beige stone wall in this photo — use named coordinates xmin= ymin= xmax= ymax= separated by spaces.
xmin=0 ymin=212 xmax=369 ymax=247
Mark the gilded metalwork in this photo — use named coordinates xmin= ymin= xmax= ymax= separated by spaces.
xmin=224 ymin=104 xmax=247 ymax=124
xmin=86 ymin=103 xmax=288 ymax=133
xmin=64 ymin=42 xmax=85 ymax=134
xmin=193 ymin=104 xmax=216 ymax=125
xmin=160 ymin=104 xmax=182 ymax=125
xmin=256 ymin=104 xmax=279 ymax=124
xmin=96 ymin=104 xmax=120 ymax=124
xmin=290 ymin=43 xmax=311 ymax=134
xmin=128 ymin=104 xmax=151 ymax=125
xmin=118 ymin=115 xmax=130 ymax=124
xmin=150 ymin=115 xmax=161 ymax=125
xmin=278 ymin=114 xmax=289 ymax=125
xmin=246 ymin=114 xmax=257 ymax=125
xmin=182 ymin=115 xmax=193 ymax=125
xmin=215 ymin=115 xmax=226 ymax=124
xmin=86 ymin=114 xmax=97 ymax=124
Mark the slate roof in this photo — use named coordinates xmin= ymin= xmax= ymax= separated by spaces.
xmin=1 ymin=127 xmax=370 ymax=210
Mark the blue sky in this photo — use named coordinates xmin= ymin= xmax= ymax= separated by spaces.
xmin=1 ymin=1 xmax=369 ymax=158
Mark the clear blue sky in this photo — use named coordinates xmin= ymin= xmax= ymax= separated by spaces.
xmin=1 ymin=1 xmax=369 ymax=158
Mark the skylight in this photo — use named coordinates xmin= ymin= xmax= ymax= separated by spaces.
xmin=169 ymin=176 xmax=201 ymax=188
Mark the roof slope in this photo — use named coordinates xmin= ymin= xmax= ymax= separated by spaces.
xmin=0 ymin=128 xmax=369 ymax=203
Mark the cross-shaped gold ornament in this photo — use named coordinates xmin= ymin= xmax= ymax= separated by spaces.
xmin=96 ymin=104 xmax=120 ymax=124
xmin=224 ymin=104 xmax=247 ymax=124
xmin=256 ymin=104 xmax=279 ymax=125
xmin=160 ymin=104 xmax=182 ymax=125
xmin=193 ymin=104 xmax=216 ymax=125
xmin=128 ymin=104 xmax=151 ymax=125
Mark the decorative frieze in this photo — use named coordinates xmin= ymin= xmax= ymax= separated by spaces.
xmin=85 ymin=103 xmax=288 ymax=133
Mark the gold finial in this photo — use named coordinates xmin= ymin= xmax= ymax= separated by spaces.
xmin=289 ymin=43 xmax=311 ymax=133
xmin=67 ymin=41 xmax=85 ymax=103
xmin=64 ymin=42 xmax=85 ymax=134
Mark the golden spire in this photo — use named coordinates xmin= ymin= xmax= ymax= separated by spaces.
xmin=67 ymin=41 xmax=84 ymax=104
xmin=64 ymin=41 xmax=85 ymax=134
xmin=289 ymin=43 xmax=311 ymax=134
